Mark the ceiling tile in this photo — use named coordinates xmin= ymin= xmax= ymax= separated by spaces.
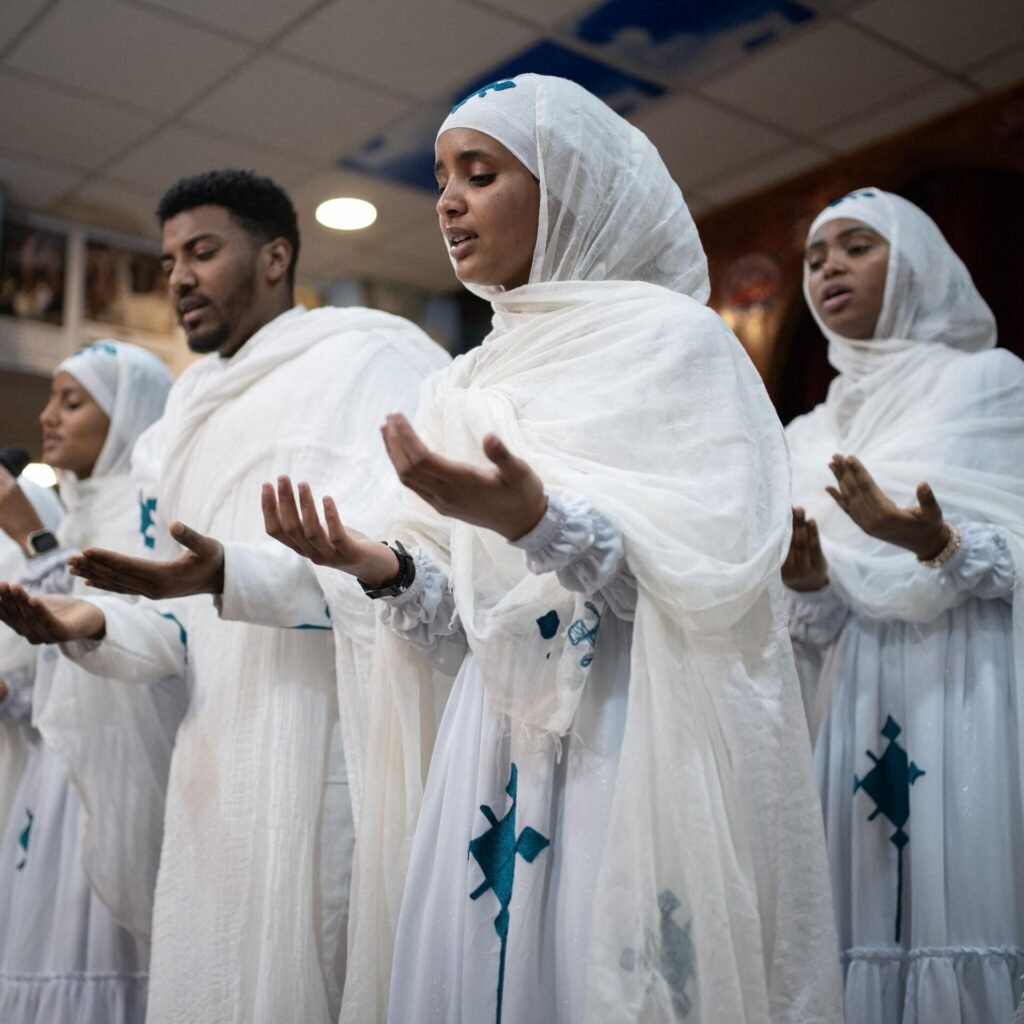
xmin=185 ymin=53 xmax=411 ymax=162
xmin=279 ymin=0 xmax=536 ymax=100
xmin=967 ymin=44 xmax=1024 ymax=91
xmin=105 ymin=124 xmax=316 ymax=194
xmin=136 ymin=0 xmax=323 ymax=43
xmin=6 ymin=0 xmax=250 ymax=115
xmin=698 ymin=143 xmax=827 ymax=206
xmin=47 ymin=178 xmax=166 ymax=237
xmin=0 ymin=150 xmax=84 ymax=209
xmin=630 ymin=93 xmax=791 ymax=189
xmin=700 ymin=21 xmax=934 ymax=134
xmin=819 ymin=78 xmax=977 ymax=151
xmin=0 ymin=72 xmax=156 ymax=170
xmin=0 ymin=0 xmax=50 ymax=51
xmin=851 ymin=0 xmax=1024 ymax=71
xmin=461 ymin=0 xmax=593 ymax=30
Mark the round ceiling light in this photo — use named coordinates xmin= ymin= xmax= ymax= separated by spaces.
xmin=23 ymin=462 xmax=57 ymax=488
xmin=315 ymin=197 xmax=378 ymax=231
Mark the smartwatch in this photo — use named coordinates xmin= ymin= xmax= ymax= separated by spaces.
xmin=25 ymin=528 xmax=60 ymax=557
xmin=358 ymin=540 xmax=416 ymax=599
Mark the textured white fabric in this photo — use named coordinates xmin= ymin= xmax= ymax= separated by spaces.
xmin=0 ymin=342 xmax=177 ymax=1023
xmin=29 ymin=342 xmax=181 ymax=944
xmin=116 ymin=306 xmax=446 ymax=1024
xmin=438 ymin=76 xmax=540 ymax=177
xmin=805 ymin=188 xmax=996 ymax=386
xmin=344 ymin=74 xmax=840 ymax=1024
xmin=788 ymin=191 xmax=1024 ymax=1021
xmin=0 ymin=481 xmax=64 ymax=832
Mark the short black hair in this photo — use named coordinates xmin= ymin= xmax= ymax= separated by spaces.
xmin=156 ymin=169 xmax=301 ymax=288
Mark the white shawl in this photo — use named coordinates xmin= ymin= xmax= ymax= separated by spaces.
xmin=343 ymin=75 xmax=841 ymax=1023
xmin=787 ymin=187 xmax=1024 ymax=867
xmin=32 ymin=341 xmax=185 ymax=941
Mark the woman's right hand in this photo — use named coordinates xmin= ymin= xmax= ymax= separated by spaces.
xmin=262 ymin=476 xmax=400 ymax=587
xmin=0 ymin=468 xmax=44 ymax=549
xmin=782 ymin=507 xmax=829 ymax=592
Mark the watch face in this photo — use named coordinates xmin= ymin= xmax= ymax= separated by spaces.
xmin=29 ymin=530 xmax=60 ymax=554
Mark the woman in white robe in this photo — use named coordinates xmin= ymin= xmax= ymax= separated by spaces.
xmin=784 ymin=188 xmax=1024 ymax=1022
xmin=266 ymin=74 xmax=842 ymax=1024
xmin=0 ymin=341 xmax=184 ymax=1024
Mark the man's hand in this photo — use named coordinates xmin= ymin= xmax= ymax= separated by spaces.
xmin=381 ymin=413 xmax=546 ymax=541
xmin=826 ymin=455 xmax=950 ymax=560
xmin=782 ymin=507 xmax=829 ymax=592
xmin=0 ymin=468 xmax=44 ymax=549
xmin=0 ymin=584 xmax=106 ymax=643
xmin=68 ymin=523 xmax=225 ymax=598
xmin=262 ymin=476 xmax=399 ymax=586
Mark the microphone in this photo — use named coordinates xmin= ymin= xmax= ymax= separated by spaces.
xmin=0 ymin=446 xmax=30 ymax=479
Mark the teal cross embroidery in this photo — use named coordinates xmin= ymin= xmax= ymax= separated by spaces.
xmin=139 ymin=495 xmax=158 ymax=549
xmin=468 ymin=763 xmax=550 ymax=1024
xmin=854 ymin=715 xmax=925 ymax=942
xmin=568 ymin=601 xmax=602 ymax=667
xmin=620 ymin=889 xmax=695 ymax=1019
xmin=450 ymin=79 xmax=516 ymax=114
xmin=16 ymin=808 xmax=33 ymax=871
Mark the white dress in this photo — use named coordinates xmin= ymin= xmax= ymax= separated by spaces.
xmin=787 ymin=521 xmax=1023 ymax=1023
xmin=0 ymin=555 xmax=148 ymax=1024
xmin=383 ymin=493 xmax=645 ymax=1024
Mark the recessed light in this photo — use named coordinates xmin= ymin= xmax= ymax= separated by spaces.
xmin=23 ymin=463 xmax=57 ymax=488
xmin=316 ymin=197 xmax=378 ymax=231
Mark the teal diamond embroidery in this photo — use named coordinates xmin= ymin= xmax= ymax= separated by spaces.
xmin=16 ymin=808 xmax=33 ymax=871
xmin=854 ymin=715 xmax=925 ymax=942
xmin=468 ymin=763 xmax=550 ymax=1024
xmin=620 ymin=888 xmax=695 ymax=1019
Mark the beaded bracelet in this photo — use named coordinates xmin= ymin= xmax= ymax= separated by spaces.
xmin=918 ymin=523 xmax=962 ymax=569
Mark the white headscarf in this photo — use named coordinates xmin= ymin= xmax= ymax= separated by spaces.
xmin=54 ymin=340 xmax=173 ymax=551
xmin=788 ymin=188 xmax=1024 ymax=874
xmin=803 ymin=187 xmax=995 ymax=384
xmin=344 ymin=75 xmax=840 ymax=1023
xmin=436 ymin=72 xmax=709 ymax=304
xmin=35 ymin=340 xmax=184 ymax=941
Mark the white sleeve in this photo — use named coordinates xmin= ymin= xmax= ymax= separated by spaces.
xmin=216 ymin=541 xmax=332 ymax=631
xmin=511 ymin=491 xmax=637 ymax=620
xmin=937 ymin=521 xmax=1015 ymax=603
xmin=784 ymin=583 xmax=851 ymax=647
xmin=60 ymin=597 xmax=187 ymax=684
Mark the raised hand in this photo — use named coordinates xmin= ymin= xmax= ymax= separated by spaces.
xmin=826 ymin=455 xmax=950 ymax=560
xmin=261 ymin=476 xmax=399 ymax=586
xmin=782 ymin=507 xmax=829 ymax=592
xmin=0 ymin=584 xmax=106 ymax=644
xmin=0 ymin=467 xmax=44 ymax=548
xmin=381 ymin=413 xmax=546 ymax=541
xmin=68 ymin=523 xmax=225 ymax=598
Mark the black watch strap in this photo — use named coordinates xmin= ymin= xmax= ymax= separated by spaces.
xmin=358 ymin=540 xmax=416 ymax=599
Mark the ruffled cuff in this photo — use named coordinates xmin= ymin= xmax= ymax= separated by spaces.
xmin=938 ymin=521 xmax=1015 ymax=602
xmin=20 ymin=547 xmax=73 ymax=596
xmin=785 ymin=582 xmax=850 ymax=646
xmin=0 ymin=666 xmax=34 ymax=723
xmin=379 ymin=549 xmax=462 ymax=648
xmin=511 ymin=492 xmax=627 ymax=594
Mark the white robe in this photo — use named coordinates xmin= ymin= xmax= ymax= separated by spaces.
xmin=63 ymin=306 xmax=448 ymax=1024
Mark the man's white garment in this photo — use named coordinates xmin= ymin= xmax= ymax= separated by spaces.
xmin=66 ymin=307 xmax=448 ymax=1024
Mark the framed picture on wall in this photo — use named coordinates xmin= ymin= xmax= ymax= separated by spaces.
xmin=0 ymin=219 xmax=67 ymax=325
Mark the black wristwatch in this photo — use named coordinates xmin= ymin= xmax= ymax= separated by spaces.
xmin=25 ymin=528 xmax=60 ymax=557
xmin=358 ymin=540 xmax=416 ymax=599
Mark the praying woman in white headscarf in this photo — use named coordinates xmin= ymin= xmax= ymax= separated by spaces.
xmin=265 ymin=74 xmax=843 ymax=1024
xmin=0 ymin=341 xmax=185 ymax=1024
xmin=784 ymin=188 xmax=1024 ymax=1023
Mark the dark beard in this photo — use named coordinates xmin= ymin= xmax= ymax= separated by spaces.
xmin=185 ymin=320 xmax=230 ymax=354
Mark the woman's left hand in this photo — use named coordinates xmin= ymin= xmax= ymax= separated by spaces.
xmin=381 ymin=413 xmax=547 ymax=541
xmin=826 ymin=454 xmax=950 ymax=560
